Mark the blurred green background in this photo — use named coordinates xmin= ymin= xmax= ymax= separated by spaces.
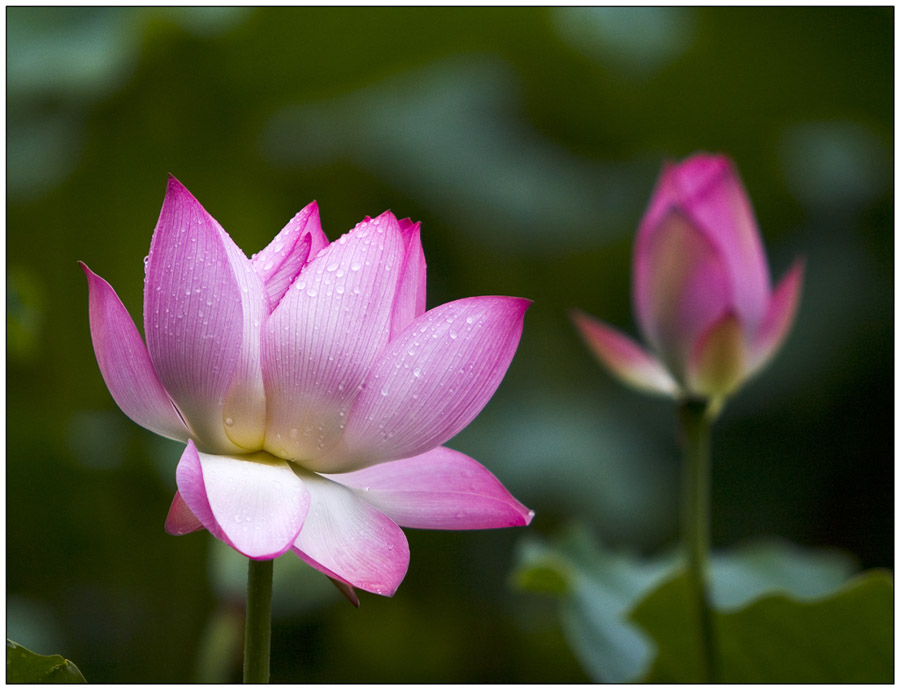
xmin=6 ymin=7 xmax=892 ymax=683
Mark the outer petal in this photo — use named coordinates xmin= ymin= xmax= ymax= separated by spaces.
xmin=571 ymin=309 xmax=679 ymax=397
xmin=327 ymin=578 xmax=361 ymax=608
xmin=685 ymin=311 xmax=747 ymax=398
xmin=144 ymin=176 xmax=267 ymax=453
xmin=251 ymin=201 xmax=325 ymax=311
xmin=175 ymin=440 xmax=310 ymax=560
xmin=634 ymin=209 xmax=730 ymax=377
xmin=262 ymin=212 xmax=405 ymax=463
xmin=81 ymin=262 xmax=189 ymax=441
xmin=390 ymin=219 xmax=427 ymax=338
xmin=668 ymin=154 xmax=771 ymax=331
xmin=326 ymin=446 xmax=533 ymax=530
xmin=291 ymin=471 xmax=410 ymax=597
xmin=318 ymin=296 xmax=530 ymax=472
xmin=164 ymin=490 xmax=203 ymax=535
xmin=747 ymin=259 xmax=805 ymax=378
xmin=635 ymin=154 xmax=771 ymax=333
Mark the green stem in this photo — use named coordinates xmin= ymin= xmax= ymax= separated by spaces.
xmin=243 ymin=558 xmax=273 ymax=683
xmin=679 ymin=398 xmax=716 ymax=683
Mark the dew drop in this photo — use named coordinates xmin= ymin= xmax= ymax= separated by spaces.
xmin=449 ymin=330 xmax=458 ymax=339
xmin=350 ymin=262 xmax=362 ymax=271
xmin=225 ymin=417 xmax=234 ymax=427
xmin=306 ymin=287 xmax=318 ymax=297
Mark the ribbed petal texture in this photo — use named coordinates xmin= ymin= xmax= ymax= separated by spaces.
xmin=263 ymin=213 xmax=405 ymax=464
xmin=327 ymin=446 xmax=534 ymax=529
xmin=322 ymin=296 xmax=530 ymax=471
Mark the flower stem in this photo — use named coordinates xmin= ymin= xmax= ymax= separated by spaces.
xmin=243 ymin=558 xmax=273 ymax=683
xmin=679 ymin=398 xmax=716 ymax=682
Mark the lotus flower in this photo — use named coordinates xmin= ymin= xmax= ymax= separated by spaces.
xmin=82 ymin=176 xmax=532 ymax=602
xmin=573 ymin=153 xmax=803 ymax=400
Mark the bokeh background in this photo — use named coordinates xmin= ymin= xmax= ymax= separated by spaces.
xmin=6 ymin=6 xmax=893 ymax=683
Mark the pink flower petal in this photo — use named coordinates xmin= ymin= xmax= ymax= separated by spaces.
xmin=747 ymin=259 xmax=805 ymax=377
xmin=668 ymin=154 xmax=772 ymax=331
xmin=81 ymin=262 xmax=189 ymax=441
xmin=252 ymin=202 xmax=326 ymax=311
xmin=634 ymin=208 xmax=730 ymax=376
xmin=685 ymin=311 xmax=747 ymax=397
xmin=144 ymin=176 xmax=267 ymax=452
xmin=262 ymin=212 xmax=406 ymax=464
xmin=292 ymin=471 xmax=410 ymax=596
xmin=326 ymin=446 xmax=533 ymax=530
xmin=175 ymin=440 xmax=310 ymax=560
xmin=164 ymin=490 xmax=203 ymax=535
xmin=327 ymin=577 xmax=360 ymax=607
xmin=320 ymin=296 xmax=530 ymax=472
xmin=570 ymin=309 xmax=679 ymax=397
xmin=390 ymin=219 xmax=427 ymax=337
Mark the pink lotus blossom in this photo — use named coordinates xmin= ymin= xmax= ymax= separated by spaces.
xmin=82 ymin=176 xmax=532 ymax=602
xmin=573 ymin=153 xmax=803 ymax=399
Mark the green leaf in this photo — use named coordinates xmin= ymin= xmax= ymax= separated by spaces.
xmin=631 ymin=569 xmax=894 ymax=683
xmin=6 ymin=639 xmax=86 ymax=683
xmin=513 ymin=525 xmax=861 ymax=683
xmin=512 ymin=525 xmax=676 ymax=682
xmin=709 ymin=537 xmax=857 ymax=610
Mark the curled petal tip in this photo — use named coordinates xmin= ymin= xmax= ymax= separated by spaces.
xmin=164 ymin=491 xmax=204 ymax=536
xmin=329 ymin=577 xmax=360 ymax=607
